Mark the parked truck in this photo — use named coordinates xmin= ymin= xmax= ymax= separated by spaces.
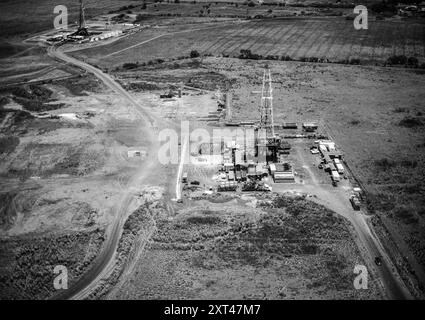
xmin=349 ymin=195 xmax=361 ymax=210
xmin=331 ymin=171 xmax=340 ymax=182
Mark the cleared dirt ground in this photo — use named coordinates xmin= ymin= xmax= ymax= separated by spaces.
xmin=0 ymin=68 xmax=156 ymax=298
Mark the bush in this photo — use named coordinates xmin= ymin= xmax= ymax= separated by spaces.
xmin=135 ymin=14 xmax=144 ymax=23
xmin=393 ymin=205 xmax=418 ymax=224
xmin=349 ymin=58 xmax=360 ymax=65
xmin=238 ymin=49 xmax=262 ymax=60
xmin=280 ymin=55 xmax=293 ymax=61
xmin=398 ymin=117 xmax=423 ymax=128
xmin=122 ymin=62 xmax=138 ymax=69
xmin=370 ymin=1 xmax=397 ymax=15
xmin=393 ymin=107 xmax=408 ymax=113
xmin=407 ymin=56 xmax=419 ymax=67
xmin=386 ymin=55 xmax=407 ymax=65
xmin=374 ymin=158 xmax=397 ymax=170
xmin=190 ymin=50 xmax=200 ymax=58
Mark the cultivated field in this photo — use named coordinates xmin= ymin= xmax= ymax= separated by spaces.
xmin=74 ymin=17 xmax=425 ymax=69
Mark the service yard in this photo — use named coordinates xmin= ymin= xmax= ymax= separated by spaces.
xmin=0 ymin=0 xmax=424 ymax=302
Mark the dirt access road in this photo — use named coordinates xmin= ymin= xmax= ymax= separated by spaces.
xmin=286 ymin=144 xmax=412 ymax=299
xmin=47 ymin=45 xmax=177 ymax=300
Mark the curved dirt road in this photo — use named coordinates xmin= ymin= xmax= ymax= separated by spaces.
xmin=294 ymin=145 xmax=412 ymax=300
xmin=48 ymin=45 xmax=169 ymax=300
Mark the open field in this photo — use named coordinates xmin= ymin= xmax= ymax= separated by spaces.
xmin=73 ymin=17 xmax=425 ymax=69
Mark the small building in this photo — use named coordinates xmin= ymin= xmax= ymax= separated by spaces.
xmin=273 ymin=162 xmax=295 ymax=183
xmin=274 ymin=172 xmax=295 ymax=183
xmin=223 ymin=162 xmax=234 ymax=173
xmin=127 ymin=149 xmax=146 ymax=158
xmin=331 ymin=171 xmax=340 ymax=182
xmin=282 ymin=122 xmax=298 ymax=129
xmin=302 ymin=122 xmax=318 ymax=132
xmin=182 ymin=172 xmax=188 ymax=183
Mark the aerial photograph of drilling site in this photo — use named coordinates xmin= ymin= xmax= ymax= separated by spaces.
xmin=0 ymin=0 xmax=424 ymax=302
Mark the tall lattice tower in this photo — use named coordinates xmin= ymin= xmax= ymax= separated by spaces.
xmin=79 ymin=0 xmax=86 ymax=30
xmin=259 ymin=68 xmax=275 ymax=137
xmin=73 ymin=0 xmax=89 ymax=36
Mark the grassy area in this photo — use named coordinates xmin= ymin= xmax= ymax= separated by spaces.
xmin=110 ymin=194 xmax=381 ymax=299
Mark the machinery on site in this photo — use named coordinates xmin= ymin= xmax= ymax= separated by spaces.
xmin=241 ymin=181 xmax=272 ymax=192
xmin=72 ymin=0 xmax=90 ymax=37
xmin=254 ymin=67 xmax=294 ymax=164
